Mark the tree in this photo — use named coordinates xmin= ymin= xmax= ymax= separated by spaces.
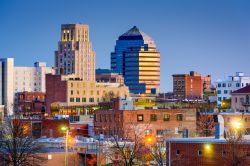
xmin=224 ymin=122 xmax=250 ymax=166
xmin=196 ymin=111 xmax=215 ymax=137
xmin=0 ymin=116 xmax=45 ymax=166
xmin=104 ymin=123 xmax=149 ymax=166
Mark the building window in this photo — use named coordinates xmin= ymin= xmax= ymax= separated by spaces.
xmin=89 ymin=98 xmax=94 ymax=102
xmin=246 ymin=95 xmax=250 ymax=103
xmin=97 ymin=90 xmax=100 ymax=95
xmin=176 ymin=149 xmax=180 ymax=155
xmin=176 ymin=114 xmax=183 ymax=121
xmin=224 ymin=90 xmax=228 ymax=94
xmin=198 ymin=150 xmax=202 ymax=156
xmin=218 ymin=97 xmax=222 ymax=101
xmin=217 ymin=90 xmax=221 ymax=94
xmin=235 ymin=97 xmax=237 ymax=103
xmin=236 ymin=83 xmax=240 ymax=87
xmin=222 ymin=83 xmax=226 ymax=87
xmin=91 ymin=90 xmax=94 ymax=95
xmin=145 ymin=129 xmax=152 ymax=135
xmin=156 ymin=130 xmax=164 ymax=137
xmin=228 ymin=83 xmax=231 ymax=87
xmin=76 ymin=98 xmax=80 ymax=102
xmin=222 ymin=150 xmax=226 ymax=157
xmin=163 ymin=114 xmax=170 ymax=121
xmin=70 ymin=98 xmax=74 ymax=102
xmin=137 ymin=114 xmax=143 ymax=122
xmin=71 ymin=90 xmax=73 ymax=95
xmin=150 ymin=114 xmax=157 ymax=121
xmin=82 ymin=98 xmax=86 ymax=102
xmin=218 ymin=83 xmax=221 ymax=87
xmin=83 ymin=90 xmax=86 ymax=95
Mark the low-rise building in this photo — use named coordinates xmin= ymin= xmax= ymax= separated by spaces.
xmin=166 ymin=136 xmax=250 ymax=166
xmin=231 ymin=85 xmax=250 ymax=112
xmin=94 ymin=108 xmax=196 ymax=139
xmin=173 ymin=71 xmax=211 ymax=101
xmin=46 ymin=74 xmax=130 ymax=114
xmin=96 ymin=68 xmax=124 ymax=85
xmin=216 ymin=72 xmax=250 ymax=107
xmin=16 ymin=91 xmax=46 ymax=117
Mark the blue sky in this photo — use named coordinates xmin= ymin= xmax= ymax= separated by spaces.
xmin=0 ymin=0 xmax=250 ymax=91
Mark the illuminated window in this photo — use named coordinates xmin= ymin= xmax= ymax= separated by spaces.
xmin=70 ymin=98 xmax=74 ymax=102
xmin=163 ymin=114 xmax=170 ymax=121
xmin=176 ymin=114 xmax=183 ymax=121
xmin=150 ymin=114 xmax=157 ymax=121
xmin=137 ymin=114 xmax=143 ymax=122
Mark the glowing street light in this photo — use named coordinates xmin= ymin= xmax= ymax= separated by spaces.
xmin=232 ymin=120 xmax=242 ymax=130
xmin=204 ymin=144 xmax=211 ymax=151
xmin=145 ymin=135 xmax=155 ymax=145
xmin=61 ymin=126 xmax=69 ymax=166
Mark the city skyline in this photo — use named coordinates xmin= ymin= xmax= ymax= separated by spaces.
xmin=1 ymin=0 xmax=250 ymax=91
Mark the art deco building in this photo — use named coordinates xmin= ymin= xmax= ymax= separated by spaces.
xmin=55 ymin=24 xmax=95 ymax=81
xmin=111 ymin=26 xmax=160 ymax=95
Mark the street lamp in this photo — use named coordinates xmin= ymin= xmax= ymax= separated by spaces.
xmin=232 ymin=120 xmax=242 ymax=130
xmin=61 ymin=126 xmax=69 ymax=166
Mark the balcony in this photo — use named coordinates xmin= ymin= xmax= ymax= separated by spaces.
xmin=242 ymin=101 xmax=250 ymax=106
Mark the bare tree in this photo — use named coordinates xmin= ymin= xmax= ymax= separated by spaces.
xmin=224 ymin=127 xmax=250 ymax=166
xmin=0 ymin=117 xmax=45 ymax=166
xmin=104 ymin=122 xmax=149 ymax=166
xmin=196 ymin=111 xmax=215 ymax=137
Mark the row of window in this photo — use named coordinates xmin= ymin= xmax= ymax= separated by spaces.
xmin=69 ymin=97 xmax=96 ymax=103
xmin=174 ymin=149 xmax=249 ymax=158
xmin=137 ymin=114 xmax=183 ymax=122
xmin=95 ymin=113 xmax=184 ymax=123
xmin=217 ymin=90 xmax=232 ymax=94
xmin=217 ymin=82 xmax=249 ymax=88
xmin=218 ymin=97 xmax=227 ymax=102
xmin=234 ymin=95 xmax=250 ymax=103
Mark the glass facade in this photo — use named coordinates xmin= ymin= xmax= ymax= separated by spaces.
xmin=111 ymin=26 xmax=160 ymax=94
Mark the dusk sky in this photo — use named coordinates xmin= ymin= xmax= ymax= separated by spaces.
xmin=0 ymin=0 xmax=250 ymax=91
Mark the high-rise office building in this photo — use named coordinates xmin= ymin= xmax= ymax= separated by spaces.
xmin=0 ymin=58 xmax=54 ymax=115
xmin=0 ymin=58 xmax=14 ymax=115
xmin=111 ymin=26 xmax=160 ymax=94
xmin=14 ymin=62 xmax=55 ymax=93
xmin=55 ymin=24 xmax=96 ymax=81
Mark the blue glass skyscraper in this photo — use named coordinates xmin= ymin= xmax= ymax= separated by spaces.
xmin=111 ymin=26 xmax=160 ymax=95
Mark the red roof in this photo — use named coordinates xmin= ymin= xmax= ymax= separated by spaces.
xmin=233 ymin=85 xmax=250 ymax=94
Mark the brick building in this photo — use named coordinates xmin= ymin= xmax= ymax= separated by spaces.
xmin=220 ymin=112 xmax=250 ymax=134
xmin=16 ymin=91 xmax=46 ymax=117
xmin=94 ymin=108 xmax=197 ymax=139
xmin=46 ymin=74 xmax=67 ymax=114
xmin=167 ymin=137 xmax=250 ymax=166
xmin=173 ymin=71 xmax=211 ymax=101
